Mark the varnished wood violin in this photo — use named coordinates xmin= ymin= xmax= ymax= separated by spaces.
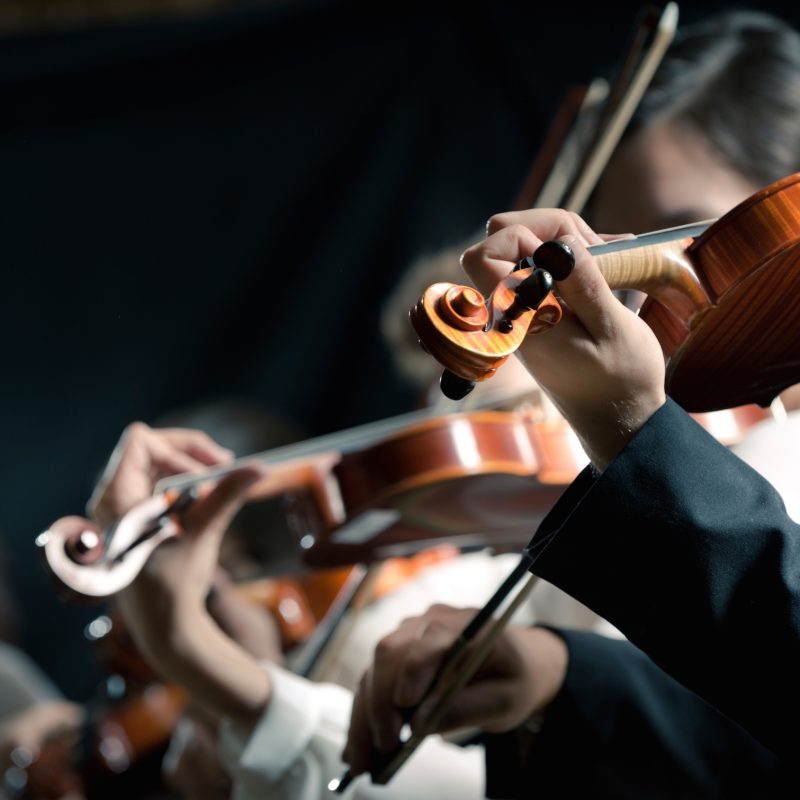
xmin=412 ymin=173 xmax=800 ymax=413
xmin=37 ymin=403 xmax=589 ymax=600
xmin=14 ymin=561 xmax=428 ymax=799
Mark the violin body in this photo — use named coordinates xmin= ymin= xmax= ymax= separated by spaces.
xmin=297 ymin=410 xmax=587 ymax=567
xmin=39 ymin=405 xmax=589 ymax=597
xmin=413 ymin=173 xmax=800 ymax=413
xmin=636 ymin=173 xmax=800 ymax=410
xmin=329 ymin=400 xmax=770 ymax=543
xmin=12 ymin=682 xmax=186 ymax=800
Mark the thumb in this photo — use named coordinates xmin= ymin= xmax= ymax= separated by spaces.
xmin=181 ymin=464 xmax=266 ymax=539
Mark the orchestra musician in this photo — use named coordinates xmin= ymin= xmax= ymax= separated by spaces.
xmin=39 ymin=8 xmax=800 ymax=800
xmin=344 ymin=214 xmax=800 ymax=797
xmin=344 ymin=9 xmax=800 ymax=799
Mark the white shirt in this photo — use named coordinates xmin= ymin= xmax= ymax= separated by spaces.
xmin=213 ymin=550 xmax=617 ymax=799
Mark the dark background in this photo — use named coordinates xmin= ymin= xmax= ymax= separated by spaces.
xmin=1 ymin=0 xmax=798 ymax=701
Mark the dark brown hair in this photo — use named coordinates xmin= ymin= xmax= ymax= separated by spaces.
xmin=630 ymin=10 xmax=800 ymax=187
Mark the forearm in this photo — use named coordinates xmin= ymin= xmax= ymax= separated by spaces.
xmin=146 ymin=608 xmax=271 ymax=733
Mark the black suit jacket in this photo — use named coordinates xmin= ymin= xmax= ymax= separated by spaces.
xmin=483 ymin=629 xmax=780 ymax=799
xmin=523 ymin=398 xmax=800 ymax=759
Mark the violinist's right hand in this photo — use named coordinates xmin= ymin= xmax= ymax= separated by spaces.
xmin=343 ymin=604 xmax=568 ymax=779
xmin=461 ymin=209 xmax=667 ymax=471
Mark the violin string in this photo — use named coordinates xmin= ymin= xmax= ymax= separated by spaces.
xmin=154 ymin=382 xmax=546 ymax=494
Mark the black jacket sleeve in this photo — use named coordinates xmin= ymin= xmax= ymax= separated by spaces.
xmin=524 ymin=398 xmax=800 ymax=757
xmin=483 ymin=629 xmax=780 ymax=799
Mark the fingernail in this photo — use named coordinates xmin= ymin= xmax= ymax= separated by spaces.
xmin=534 ymin=306 xmax=560 ymax=325
xmin=530 ymin=304 xmax=561 ymax=335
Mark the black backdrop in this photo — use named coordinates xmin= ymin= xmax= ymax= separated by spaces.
xmin=1 ymin=0 xmax=797 ymax=700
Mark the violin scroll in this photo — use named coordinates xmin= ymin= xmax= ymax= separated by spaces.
xmin=36 ymin=494 xmax=187 ymax=601
xmin=413 ymin=174 xmax=800 ymax=412
xmin=410 ymin=240 xmax=575 ymax=399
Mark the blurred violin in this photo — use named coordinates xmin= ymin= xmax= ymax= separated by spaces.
xmin=20 ymin=546 xmax=462 ymax=797
xmin=412 ymin=173 xmax=800 ymax=413
xmin=7 ymin=572 xmax=317 ymax=799
xmin=5 ymin=675 xmax=186 ymax=800
xmin=37 ymin=401 xmax=589 ymax=602
xmin=8 ymin=694 xmax=182 ymax=800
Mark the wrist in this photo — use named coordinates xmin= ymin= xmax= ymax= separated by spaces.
xmin=514 ymin=626 xmax=569 ymax=721
xmin=155 ymin=609 xmax=272 ymax=733
xmin=577 ymin=393 xmax=666 ymax=471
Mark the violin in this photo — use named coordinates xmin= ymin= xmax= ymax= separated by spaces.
xmin=381 ymin=3 xmax=676 ymax=394
xmin=37 ymin=399 xmax=592 ymax=602
xmin=8 ymin=572 xmax=320 ymax=800
xmin=4 ymin=684 xmax=187 ymax=800
xmin=7 ymin=660 xmax=186 ymax=800
xmin=412 ymin=173 xmax=800 ymax=413
xmin=39 ymin=371 xmax=776 ymax=606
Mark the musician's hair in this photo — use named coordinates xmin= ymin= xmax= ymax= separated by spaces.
xmin=630 ymin=10 xmax=800 ymax=187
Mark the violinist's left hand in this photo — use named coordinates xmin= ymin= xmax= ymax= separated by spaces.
xmin=80 ymin=422 xmax=273 ymax=732
xmin=461 ymin=209 xmax=666 ymax=470
xmin=342 ymin=604 xmax=568 ymax=778
xmin=87 ymin=422 xmax=234 ymax=529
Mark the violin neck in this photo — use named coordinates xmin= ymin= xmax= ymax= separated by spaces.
xmin=154 ymin=384 xmax=537 ymax=495
xmin=589 ymin=222 xmax=713 ymax=318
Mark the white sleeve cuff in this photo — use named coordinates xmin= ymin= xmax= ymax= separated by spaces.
xmin=219 ymin=662 xmax=353 ymax=784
